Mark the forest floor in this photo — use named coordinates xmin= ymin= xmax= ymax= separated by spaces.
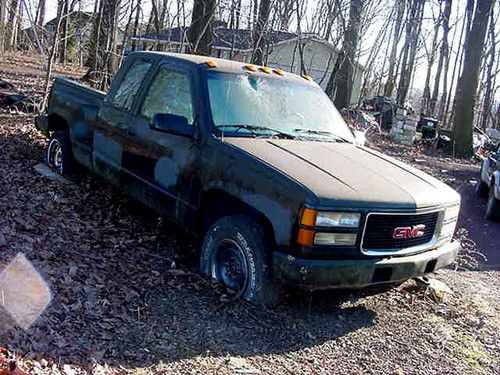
xmin=0 ymin=52 xmax=499 ymax=374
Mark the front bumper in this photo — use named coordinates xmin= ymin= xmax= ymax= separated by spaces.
xmin=273 ymin=240 xmax=460 ymax=289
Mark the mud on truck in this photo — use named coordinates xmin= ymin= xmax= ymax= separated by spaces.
xmin=36 ymin=52 xmax=461 ymax=307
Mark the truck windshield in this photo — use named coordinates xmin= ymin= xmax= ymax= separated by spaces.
xmin=206 ymin=71 xmax=354 ymax=142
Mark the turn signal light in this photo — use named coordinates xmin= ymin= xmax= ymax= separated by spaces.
xmin=297 ymin=228 xmax=315 ymax=246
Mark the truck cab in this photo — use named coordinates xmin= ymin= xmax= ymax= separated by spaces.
xmin=36 ymin=52 xmax=461 ymax=307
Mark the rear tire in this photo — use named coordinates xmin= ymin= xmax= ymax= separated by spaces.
xmin=45 ymin=130 xmax=75 ymax=176
xmin=485 ymin=184 xmax=500 ymax=221
xmin=200 ymin=215 xmax=283 ymax=308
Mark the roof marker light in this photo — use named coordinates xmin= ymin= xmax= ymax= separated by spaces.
xmin=260 ymin=66 xmax=271 ymax=73
xmin=273 ymin=68 xmax=285 ymax=76
xmin=301 ymin=74 xmax=313 ymax=81
xmin=244 ymin=64 xmax=257 ymax=72
xmin=206 ymin=61 xmax=218 ymax=68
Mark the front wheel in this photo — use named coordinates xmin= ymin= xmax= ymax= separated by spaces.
xmin=485 ymin=184 xmax=500 ymax=221
xmin=200 ymin=215 xmax=283 ymax=308
xmin=45 ymin=130 xmax=75 ymax=175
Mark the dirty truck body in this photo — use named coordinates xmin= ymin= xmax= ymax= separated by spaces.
xmin=36 ymin=52 xmax=461 ymax=306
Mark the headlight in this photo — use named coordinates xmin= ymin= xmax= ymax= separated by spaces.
xmin=302 ymin=209 xmax=361 ymax=228
xmin=440 ymin=204 xmax=460 ymax=239
xmin=314 ymin=232 xmax=357 ymax=246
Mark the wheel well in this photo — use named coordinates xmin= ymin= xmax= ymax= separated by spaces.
xmin=47 ymin=114 xmax=69 ymax=133
xmin=199 ymin=190 xmax=276 ymax=243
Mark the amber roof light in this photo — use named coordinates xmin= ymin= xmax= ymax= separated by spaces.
xmin=244 ymin=64 xmax=257 ymax=72
xmin=205 ymin=61 xmax=218 ymax=68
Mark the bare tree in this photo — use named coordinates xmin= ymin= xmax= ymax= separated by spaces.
xmin=383 ymin=0 xmax=405 ymax=97
xmin=251 ymin=0 xmax=271 ymax=65
xmin=83 ymin=0 xmax=122 ymax=89
xmin=479 ymin=3 xmax=496 ymax=130
xmin=396 ymin=0 xmax=424 ymax=106
xmin=429 ymin=0 xmax=452 ymax=115
xmin=421 ymin=5 xmax=441 ymax=114
xmin=453 ymin=0 xmax=493 ymax=157
xmin=332 ymin=0 xmax=363 ymax=109
xmin=186 ymin=0 xmax=217 ymax=55
xmin=35 ymin=0 xmax=46 ymax=26
xmin=0 ymin=0 xmax=6 ymax=52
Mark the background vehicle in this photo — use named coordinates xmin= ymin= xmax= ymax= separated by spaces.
xmin=36 ymin=52 xmax=461 ymax=307
xmin=477 ymin=144 xmax=500 ymax=220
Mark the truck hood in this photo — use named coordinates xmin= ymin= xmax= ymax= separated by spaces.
xmin=225 ymin=138 xmax=460 ymax=209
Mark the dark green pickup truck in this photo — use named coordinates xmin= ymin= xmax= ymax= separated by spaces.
xmin=36 ymin=52 xmax=461 ymax=307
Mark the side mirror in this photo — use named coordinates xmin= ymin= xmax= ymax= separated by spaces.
xmin=353 ymin=130 xmax=366 ymax=146
xmin=150 ymin=113 xmax=193 ymax=137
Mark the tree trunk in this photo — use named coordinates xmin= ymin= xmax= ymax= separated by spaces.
xmin=384 ymin=0 xmax=405 ymax=97
xmin=58 ymin=0 xmax=69 ymax=64
xmin=443 ymin=0 xmax=473 ymax=128
xmin=0 ymin=0 xmax=6 ymax=52
xmin=186 ymin=0 xmax=217 ymax=55
xmin=453 ymin=0 xmax=493 ymax=158
xmin=429 ymin=0 xmax=452 ymax=116
xmin=333 ymin=0 xmax=363 ymax=109
xmin=82 ymin=0 xmax=121 ymax=89
xmin=480 ymin=5 xmax=495 ymax=130
xmin=251 ymin=0 xmax=271 ymax=65
xmin=396 ymin=0 xmax=424 ymax=107
xmin=421 ymin=13 xmax=440 ymax=115
xmin=35 ymin=0 xmax=46 ymax=26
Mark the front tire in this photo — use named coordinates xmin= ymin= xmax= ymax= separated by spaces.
xmin=485 ymin=184 xmax=500 ymax=221
xmin=200 ymin=215 xmax=283 ymax=308
xmin=45 ymin=130 xmax=75 ymax=175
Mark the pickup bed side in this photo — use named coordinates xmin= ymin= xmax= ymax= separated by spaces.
xmin=36 ymin=77 xmax=105 ymax=169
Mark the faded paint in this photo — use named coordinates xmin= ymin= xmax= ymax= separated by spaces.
xmin=37 ymin=50 xmax=461 ymax=284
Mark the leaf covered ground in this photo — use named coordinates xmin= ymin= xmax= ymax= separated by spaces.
xmin=0 ymin=52 xmax=499 ymax=374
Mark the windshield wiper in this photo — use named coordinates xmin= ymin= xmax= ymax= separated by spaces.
xmin=293 ymin=128 xmax=350 ymax=143
xmin=216 ymin=125 xmax=296 ymax=139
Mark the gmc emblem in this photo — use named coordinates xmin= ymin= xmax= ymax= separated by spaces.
xmin=393 ymin=224 xmax=426 ymax=239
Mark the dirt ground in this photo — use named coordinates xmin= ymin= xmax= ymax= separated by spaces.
xmin=0 ymin=53 xmax=499 ymax=374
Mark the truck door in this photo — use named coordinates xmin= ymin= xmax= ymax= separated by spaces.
xmin=93 ymin=58 xmax=153 ymax=184
xmin=120 ymin=62 xmax=199 ymax=222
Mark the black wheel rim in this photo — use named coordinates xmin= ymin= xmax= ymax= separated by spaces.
xmin=212 ymin=239 xmax=248 ymax=292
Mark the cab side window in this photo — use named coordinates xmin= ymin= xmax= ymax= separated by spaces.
xmin=141 ymin=68 xmax=194 ymax=124
xmin=111 ymin=60 xmax=152 ymax=111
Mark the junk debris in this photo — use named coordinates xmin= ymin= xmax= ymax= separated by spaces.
xmin=390 ymin=112 xmax=418 ymax=145
xmin=0 ymin=77 xmax=42 ymax=114
xmin=341 ymin=107 xmax=380 ymax=133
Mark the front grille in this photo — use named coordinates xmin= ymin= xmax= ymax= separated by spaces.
xmin=362 ymin=212 xmax=439 ymax=251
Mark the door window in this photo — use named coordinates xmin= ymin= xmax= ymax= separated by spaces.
xmin=141 ymin=68 xmax=194 ymax=124
xmin=111 ymin=60 xmax=152 ymax=111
